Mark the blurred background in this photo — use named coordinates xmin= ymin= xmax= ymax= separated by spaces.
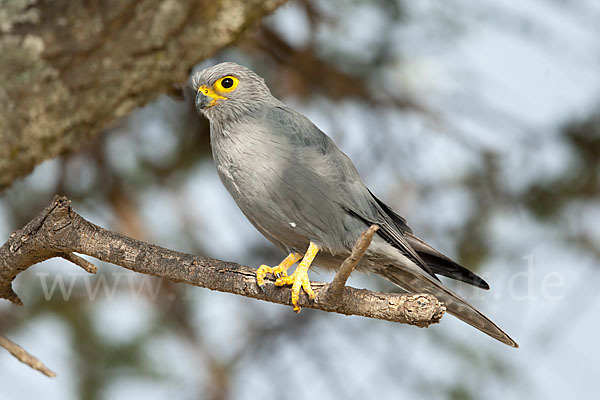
xmin=1 ymin=0 xmax=600 ymax=398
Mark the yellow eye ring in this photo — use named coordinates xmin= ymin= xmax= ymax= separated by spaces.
xmin=214 ymin=75 xmax=239 ymax=93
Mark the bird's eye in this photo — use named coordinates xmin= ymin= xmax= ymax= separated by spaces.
xmin=221 ymin=78 xmax=234 ymax=88
xmin=215 ymin=75 xmax=239 ymax=92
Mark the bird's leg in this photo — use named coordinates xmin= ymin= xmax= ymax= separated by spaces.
xmin=256 ymin=252 xmax=302 ymax=287
xmin=274 ymin=242 xmax=319 ymax=313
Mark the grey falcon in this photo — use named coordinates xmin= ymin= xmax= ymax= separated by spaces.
xmin=191 ymin=62 xmax=518 ymax=348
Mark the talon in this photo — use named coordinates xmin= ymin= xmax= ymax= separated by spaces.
xmin=256 ymin=264 xmax=272 ymax=288
xmin=258 ymin=282 xmax=266 ymax=293
xmin=272 ymin=264 xmax=289 ymax=279
xmin=256 ymin=253 xmax=301 ymax=287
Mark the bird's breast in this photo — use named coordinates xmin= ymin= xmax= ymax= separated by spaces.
xmin=210 ymin=121 xmax=291 ymax=206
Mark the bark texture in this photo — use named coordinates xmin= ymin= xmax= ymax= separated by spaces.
xmin=0 ymin=0 xmax=287 ymax=191
xmin=0 ymin=196 xmax=446 ymax=326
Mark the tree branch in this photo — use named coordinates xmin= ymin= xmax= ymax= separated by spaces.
xmin=1 ymin=196 xmax=445 ymax=340
xmin=0 ymin=335 xmax=56 ymax=378
xmin=0 ymin=0 xmax=288 ymax=192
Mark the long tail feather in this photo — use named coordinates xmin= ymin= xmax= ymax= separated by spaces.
xmin=380 ymin=265 xmax=518 ymax=348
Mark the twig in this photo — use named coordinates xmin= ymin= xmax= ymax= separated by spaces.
xmin=0 ymin=335 xmax=56 ymax=377
xmin=325 ymin=224 xmax=379 ymax=301
xmin=60 ymin=253 xmax=97 ymax=274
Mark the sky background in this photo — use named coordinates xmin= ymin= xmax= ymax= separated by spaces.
xmin=1 ymin=0 xmax=600 ymax=399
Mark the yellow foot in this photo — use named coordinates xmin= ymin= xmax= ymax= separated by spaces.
xmin=274 ymin=242 xmax=320 ymax=313
xmin=256 ymin=252 xmax=302 ymax=287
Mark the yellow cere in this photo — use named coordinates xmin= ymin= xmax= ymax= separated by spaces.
xmin=197 ymin=85 xmax=227 ymax=107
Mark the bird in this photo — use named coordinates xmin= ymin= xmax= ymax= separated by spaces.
xmin=191 ymin=62 xmax=518 ymax=348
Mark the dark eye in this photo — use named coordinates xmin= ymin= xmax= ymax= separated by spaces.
xmin=221 ymin=77 xmax=234 ymax=89
xmin=215 ymin=76 xmax=239 ymax=92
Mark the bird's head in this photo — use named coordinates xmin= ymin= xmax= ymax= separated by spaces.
xmin=191 ymin=62 xmax=274 ymax=121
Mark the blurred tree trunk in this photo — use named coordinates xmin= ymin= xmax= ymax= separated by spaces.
xmin=0 ymin=0 xmax=286 ymax=192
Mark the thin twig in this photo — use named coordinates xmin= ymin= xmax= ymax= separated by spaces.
xmin=61 ymin=253 xmax=97 ymax=274
xmin=0 ymin=335 xmax=56 ymax=377
xmin=325 ymin=224 xmax=379 ymax=301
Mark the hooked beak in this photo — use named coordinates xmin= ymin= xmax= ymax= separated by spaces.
xmin=195 ymin=85 xmax=227 ymax=111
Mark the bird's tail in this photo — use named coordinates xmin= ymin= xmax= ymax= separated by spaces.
xmin=379 ymin=265 xmax=518 ymax=348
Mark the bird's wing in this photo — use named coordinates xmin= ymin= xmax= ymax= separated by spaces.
xmin=266 ymin=105 xmax=486 ymax=288
xmin=367 ymin=188 xmax=489 ymax=289
xmin=404 ymin=233 xmax=490 ymax=289
xmin=367 ymin=189 xmax=413 ymax=234
xmin=268 ymin=106 xmax=435 ymax=274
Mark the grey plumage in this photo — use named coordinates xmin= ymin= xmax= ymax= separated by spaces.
xmin=192 ymin=62 xmax=517 ymax=348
